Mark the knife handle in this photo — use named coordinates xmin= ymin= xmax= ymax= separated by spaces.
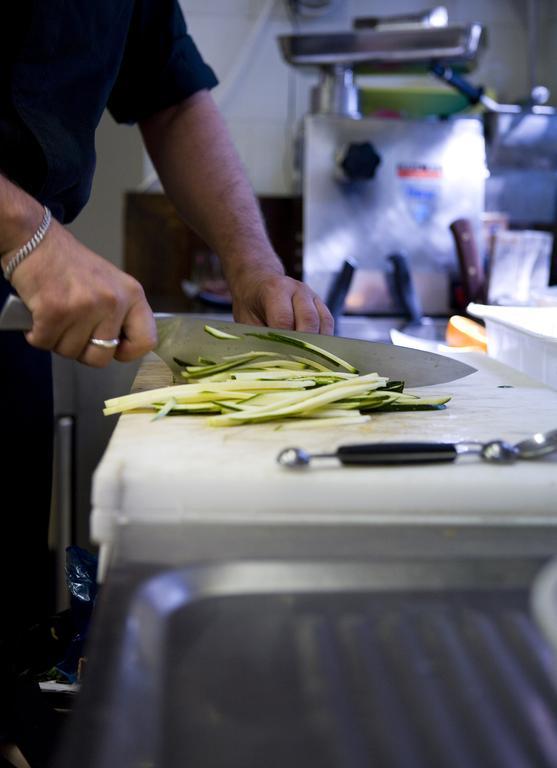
xmin=450 ymin=219 xmax=486 ymax=305
xmin=387 ymin=253 xmax=423 ymax=324
xmin=336 ymin=442 xmax=458 ymax=465
xmin=325 ymin=258 xmax=357 ymax=324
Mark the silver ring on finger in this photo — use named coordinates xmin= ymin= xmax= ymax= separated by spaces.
xmin=89 ymin=337 xmax=120 ymax=349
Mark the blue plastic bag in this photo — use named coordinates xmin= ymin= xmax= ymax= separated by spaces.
xmin=55 ymin=546 xmax=98 ymax=683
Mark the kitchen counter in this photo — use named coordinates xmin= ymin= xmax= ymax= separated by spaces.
xmin=58 ymin=350 xmax=557 ymax=768
xmin=91 ymin=350 xmax=557 ymax=577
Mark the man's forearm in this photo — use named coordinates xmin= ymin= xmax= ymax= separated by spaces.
xmin=139 ymin=91 xmax=284 ymax=292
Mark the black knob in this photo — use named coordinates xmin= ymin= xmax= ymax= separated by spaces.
xmin=337 ymin=141 xmax=381 ymax=182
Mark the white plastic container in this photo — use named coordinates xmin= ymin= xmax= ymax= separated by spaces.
xmin=468 ymin=303 xmax=557 ymax=389
xmin=531 ymin=286 xmax=557 ymax=307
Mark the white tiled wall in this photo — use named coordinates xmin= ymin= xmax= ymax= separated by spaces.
xmin=176 ymin=0 xmax=556 ymax=195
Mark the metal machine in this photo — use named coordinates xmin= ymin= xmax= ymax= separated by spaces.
xmin=279 ymin=7 xmax=556 ymax=316
xmin=302 ymin=114 xmax=485 ymax=315
xmin=430 ymin=62 xmax=557 ymax=228
xmin=279 ymin=11 xmax=487 ymax=316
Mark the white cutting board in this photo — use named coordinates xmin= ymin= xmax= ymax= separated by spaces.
xmin=91 ymin=352 xmax=557 ymax=551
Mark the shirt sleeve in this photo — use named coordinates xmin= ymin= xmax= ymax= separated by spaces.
xmin=108 ymin=0 xmax=218 ymax=125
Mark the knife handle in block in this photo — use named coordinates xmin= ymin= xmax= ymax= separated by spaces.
xmin=450 ymin=218 xmax=486 ymax=305
xmin=387 ymin=253 xmax=423 ymax=324
xmin=336 ymin=442 xmax=457 ymax=465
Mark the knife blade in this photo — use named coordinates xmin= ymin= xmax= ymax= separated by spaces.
xmin=0 ymin=295 xmax=475 ymax=386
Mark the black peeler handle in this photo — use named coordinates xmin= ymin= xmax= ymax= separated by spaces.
xmin=336 ymin=443 xmax=458 ymax=465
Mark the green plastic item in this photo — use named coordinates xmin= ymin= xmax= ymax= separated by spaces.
xmin=359 ymin=85 xmax=472 ymax=118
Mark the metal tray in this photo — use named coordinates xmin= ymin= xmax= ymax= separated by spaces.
xmin=56 ymin=558 xmax=557 ymax=768
xmin=278 ymin=24 xmax=484 ymax=73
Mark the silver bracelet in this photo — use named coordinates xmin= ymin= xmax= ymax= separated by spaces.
xmin=2 ymin=205 xmax=52 ymax=281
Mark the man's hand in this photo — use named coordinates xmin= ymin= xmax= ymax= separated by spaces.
xmin=5 ymin=216 xmax=157 ymax=367
xmin=231 ymin=270 xmax=334 ymax=334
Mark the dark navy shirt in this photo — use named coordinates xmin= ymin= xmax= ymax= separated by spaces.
xmin=0 ymin=0 xmax=218 ymax=224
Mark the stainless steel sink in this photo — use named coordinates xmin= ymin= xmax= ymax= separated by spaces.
xmin=55 ymin=522 xmax=557 ymax=768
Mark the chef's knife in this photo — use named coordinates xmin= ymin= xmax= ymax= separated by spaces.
xmin=0 ymin=294 xmax=475 ymax=386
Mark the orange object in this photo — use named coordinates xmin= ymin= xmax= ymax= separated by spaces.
xmin=446 ymin=315 xmax=488 ymax=352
